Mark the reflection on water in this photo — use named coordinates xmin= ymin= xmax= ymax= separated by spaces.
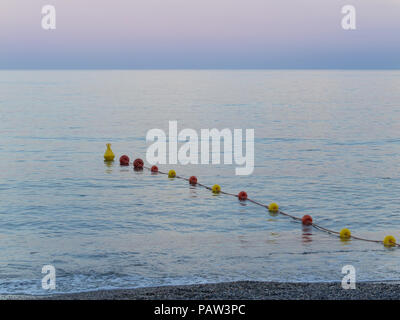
xmin=104 ymin=161 xmax=114 ymax=174
xmin=0 ymin=70 xmax=400 ymax=294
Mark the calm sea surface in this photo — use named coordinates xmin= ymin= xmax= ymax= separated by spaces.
xmin=0 ymin=70 xmax=399 ymax=294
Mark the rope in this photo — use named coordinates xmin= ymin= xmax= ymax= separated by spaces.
xmin=138 ymin=165 xmax=398 ymax=247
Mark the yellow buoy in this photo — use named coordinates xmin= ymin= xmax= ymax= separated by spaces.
xmin=212 ymin=184 xmax=221 ymax=194
xmin=268 ymin=203 xmax=279 ymax=213
xmin=340 ymin=228 xmax=351 ymax=240
xmin=104 ymin=143 xmax=115 ymax=161
xmin=383 ymin=235 xmax=396 ymax=247
xmin=168 ymin=170 xmax=176 ymax=178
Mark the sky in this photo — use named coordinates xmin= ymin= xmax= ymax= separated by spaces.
xmin=0 ymin=0 xmax=399 ymax=69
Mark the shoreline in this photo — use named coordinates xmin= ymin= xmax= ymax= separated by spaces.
xmin=2 ymin=281 xmax=400 ymax=300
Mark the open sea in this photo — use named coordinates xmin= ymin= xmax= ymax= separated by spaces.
xmin=0 ymin=70 xmax=400 ymax=295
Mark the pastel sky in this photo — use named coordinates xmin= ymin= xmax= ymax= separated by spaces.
xmin=1 ymin=0 xmax=399 ymax=68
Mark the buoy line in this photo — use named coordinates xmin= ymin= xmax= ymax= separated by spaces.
xmin=146 ymin=163 xmax=398 ymax=247
xmin=105 ymin=145 xmax=399 ymax=248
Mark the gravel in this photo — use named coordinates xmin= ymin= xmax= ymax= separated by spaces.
xmin=2 ymin=281 xmax=400 ymax=300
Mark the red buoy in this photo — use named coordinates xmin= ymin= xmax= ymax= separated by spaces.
xmin=302 ymin=215 xmax=313 ymax=226
xmin=151 ymin=165 xmax=158 ymax=173
xmin=133 ymin=158 xmax=144 ymax=170
xmin=119 ymin=155 xmax=130 ymax=166
xmin=189 ymin=176 xmax=197 ymax=185
xmin=238 ymin=191 xmax=248 ymax=201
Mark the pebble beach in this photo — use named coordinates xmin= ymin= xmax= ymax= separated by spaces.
xmin=2 ymin=281 xmax=400 ymax=300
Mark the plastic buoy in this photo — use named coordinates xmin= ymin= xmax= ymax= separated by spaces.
xmin=212 ymin=184 xmax=221 ymax=194
xmin=268 ymin=203 xmax=279 ymax=213
xmin=340 ymin=228 xmax=351 ymax=240
xmin=151 ymin=165 xmax=158 ymax=173
xmin=133 ymin=158 xmax=144 ymax=169
xmin=119 ymin=155 xmax=130 ymax=166
xmin=104 ymin=143 xmax=115 ymax=161
xmin=238 ymin=191 xmax=247 ymax=201
xmin=168 ymin=170 xmax=176 ymax=178
xmin=302 ymin=215 xmax=313 ymax=226
xmin=189 ymin=176 xmax=197 ymax=185
xmin=383 ymin=235 xmax=396 ymax=247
